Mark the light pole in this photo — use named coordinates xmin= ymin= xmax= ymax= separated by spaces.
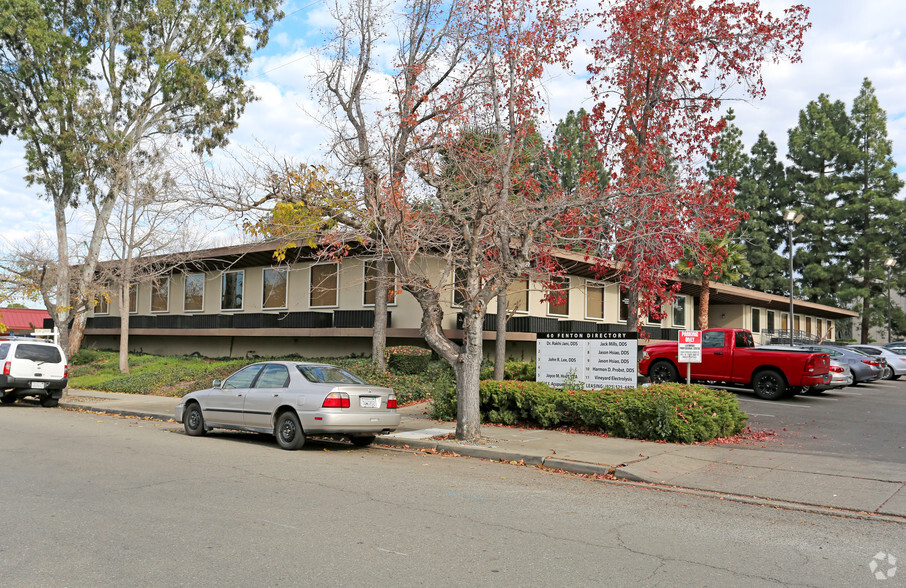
xmin=886 ymin=257 xmax=897 ymax=343
xmin=784 ymin=209 xmax=804 ymax=345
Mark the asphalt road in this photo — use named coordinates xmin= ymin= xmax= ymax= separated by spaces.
xmin=1 ymin=406 xmax=903 ymax=587
xmin=719 ymin=378 xmax=906 ymax=463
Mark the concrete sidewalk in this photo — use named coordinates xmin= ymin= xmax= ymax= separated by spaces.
xmin=60 ymin=389 xmax=906 ymax=519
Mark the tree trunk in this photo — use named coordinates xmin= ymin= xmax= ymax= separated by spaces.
xmin=372 ymin=258 xmax=389 ymax=371
xmin=627 ymin=288 xmax=640 ymax=333
xmin=699 ymin=275 xmax=711 ymax=330
xmin=68 ymin=313 xmax=86 ymax=358
xmin=494 ymin=290 xmax=507 ymax=380
xmin=119 ymin=281 xmax=131 ymax=374
xmin=454 ymin=309 xmax=485 ymax=441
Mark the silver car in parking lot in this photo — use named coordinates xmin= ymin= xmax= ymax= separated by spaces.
xmin=175 ymin=361 xmax=401 ymax=450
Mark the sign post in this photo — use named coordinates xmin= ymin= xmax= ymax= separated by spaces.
xmin=677 ymin=330 xmax=702 ymax=385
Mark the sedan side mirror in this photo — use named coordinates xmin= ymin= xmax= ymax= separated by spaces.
xmin=212 ymin=379 xmax=222 ymax=389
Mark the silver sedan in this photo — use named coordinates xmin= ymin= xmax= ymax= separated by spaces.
xmin=175 ymin=361 xmax=401 ymax=450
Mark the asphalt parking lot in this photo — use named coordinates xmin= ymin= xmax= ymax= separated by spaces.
xmin=725 ymin=378 xmax=905 ymax=463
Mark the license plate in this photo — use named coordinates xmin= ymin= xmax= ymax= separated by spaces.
xmin=32 ymin=381 xmax=46 ymax=389
xmin=360 ymin=397 xmax=378 ymax=409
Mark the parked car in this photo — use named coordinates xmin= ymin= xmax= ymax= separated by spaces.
xmin=0 ymin=337 xmax=68 ymax=407
xmin=801 ymin=345 xmax=882 ymax=384
xmin=175 ymin=361 xmax=401 ymax=450
xmin=639 ymin=329 xmax=831 ymax=400
xmin=810 ymin=359 xmax=854 ymax=393
xmin=848 ymin=344 xmax=906 ymax=380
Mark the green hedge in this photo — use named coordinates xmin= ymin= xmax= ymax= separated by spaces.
xmin=431 ymin=381 xmax=747 ymax=443
xmin=479 ymin=360 xmax=536 ymax=381
xmin=385 ymin=345 xmax=432 ymax=375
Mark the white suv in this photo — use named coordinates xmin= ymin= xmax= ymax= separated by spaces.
xmin=0 ymin=338 xmax=69 ymax=407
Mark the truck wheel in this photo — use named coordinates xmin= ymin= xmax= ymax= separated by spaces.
xmin=752 ymin=369 xmax=787 ymax=400
xmin=649 ymin=360 xmax=679 ymax=384
xmin=40 ymin=396 xmax=59 ymax=407
xmin=0 ymin=393 xmax=15 ymax=405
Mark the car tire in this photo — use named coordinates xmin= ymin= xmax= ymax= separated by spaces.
xmin=40 ymin=396 xmax=59 ymax=407
xmin=0 ymin=393 xmax=16 ymax=405
xmin=350 ymin=435 xmax=376 ymax=447
xmin=183 ymin=402 xmax=207 ymax=437
xmin=882 ymin=367 xmax=894 ymax=380
xmin=275 ymin=411 xmax=305 ymax=450
xmin=649 ymin=360 xmax=679 ymax=384
xmin=752 ymin=369 xmax=788 ymax=400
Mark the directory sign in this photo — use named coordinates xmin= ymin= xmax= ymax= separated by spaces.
xmin=536 ymin=332 xmax=638 ymax=390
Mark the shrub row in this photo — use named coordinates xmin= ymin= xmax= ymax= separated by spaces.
xmin=385 ymin=345 xmax=432 ymax=375
xmin=431 ymin=380 xmax=747 ymax=443
xmin=479 ymin=360 xmax=536 ymax=381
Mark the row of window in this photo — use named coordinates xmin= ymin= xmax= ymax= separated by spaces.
xmin=453 ymin=274 xmax=688 ymax=326
xmin=750 ymin=308 xmax=834 ymax=338
xmin=96 ymin=262 xmax=396 ymax=315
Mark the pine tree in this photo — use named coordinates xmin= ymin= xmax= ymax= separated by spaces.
xmin=734 ymin=131 xmax=793 ymax=294
xmin=836 ymin=79 xmax=906 ymax=342
xmin=786 ymin=94 xmax=854 ymax=306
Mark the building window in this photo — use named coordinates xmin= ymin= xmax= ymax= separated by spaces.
xmin=452 ymin=268 xmax=467 ymax=308
xmin=184 ymin=274 xmax=205 ymax=312
xmin=618 ymin=288 xmax=631 ymax=323
xmin=547 ymin=277 xmax=569 ymax=317
xmin=310 ymin=264 xmax=338 ymax=308
xmin=751 ymin=308 xmax=761 ymax=333
xmin=127 ymin=284 xmax=138 ymax=314
xmin=263 ymin=268 xmax=288 ymax=310
xmin=672 ymin=296 xmax=686 ymax=327
xmin=766 ymin=310 xmax=776 ymax=332
xmin=816 ymin=318 xmax=824 ymax=339
xmin=794 ymin=315 xmax=801 ymax=331
xmin=805 ymin=316 xmax=812 ymax=335
xmin=95 ymin=283 xmax=110 ymax=315
xmin=151 ymin=276 xmax=170 ymax=313
xmin=363 ymin=260 xmax=397 ymax=306
xmin=585 ymin=281 xmax=605 ymax=320
xmin=506 ymin=279 xmax=529 ymax=313
xmin=646 ymin=296 xmax=663 ymax=325
xmin=221 ymin=270 xmax=244 ymax=311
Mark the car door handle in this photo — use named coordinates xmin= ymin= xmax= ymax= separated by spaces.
xmin=714 ymin=352 xmax=723 ymax=355
xmin=273 ymin=394 xmax=279 ymax=397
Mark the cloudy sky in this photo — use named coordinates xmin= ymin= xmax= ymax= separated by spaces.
xmin=1 ymin=0 xmax=904 ymax=251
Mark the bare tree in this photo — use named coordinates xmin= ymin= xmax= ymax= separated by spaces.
xmin=99 ymin=146 xmax=207 ymax=373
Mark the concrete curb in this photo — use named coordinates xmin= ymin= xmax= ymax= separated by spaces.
xmin=60 ymin=402 xmax=174 ymax=423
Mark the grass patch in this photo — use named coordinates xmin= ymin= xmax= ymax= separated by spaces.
xmin=68 ymin=351 xmax=451 ymax=404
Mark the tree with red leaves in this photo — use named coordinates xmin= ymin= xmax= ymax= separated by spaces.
xmin=584 ymin=0 xmax=810 ymax=332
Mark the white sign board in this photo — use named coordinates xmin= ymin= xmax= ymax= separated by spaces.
xmin=678 ymin=330 xmax=702 ymax=363
xmin=536 ymin=332 xmax=638 ymax=390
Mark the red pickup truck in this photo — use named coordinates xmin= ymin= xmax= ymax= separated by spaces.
xmin=638 ymin=328 xmax=831 ymax=400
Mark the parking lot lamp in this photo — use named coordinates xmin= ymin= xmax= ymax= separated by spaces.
xmin=784 ymin=209 xmax=803 ymax=345
xmin=886 ymin=257 xmax=897 ymax=343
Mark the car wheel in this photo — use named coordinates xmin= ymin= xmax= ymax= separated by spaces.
xmin=350 ymin=435 xmax=376 ymax=447
xmin=183 ymin=402 xmax=207 ymax=437
xmin=40 ymin=396 xmax=59 ymax=407
xmin=275 ymin=411 xmax=305 ymax=450
xmin=882 ymin=367 xmax=894 ymax=380
xmin=752 ymin=369 xmax=787 ymax=400
xmin=649 ymin=360 xmax=679 ymax=384
xmin=0 ymin=393 xmax=16 ymax=405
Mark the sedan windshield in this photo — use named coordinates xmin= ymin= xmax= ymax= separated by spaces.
xmin=296 ymin=365 xmax=367 ymax=385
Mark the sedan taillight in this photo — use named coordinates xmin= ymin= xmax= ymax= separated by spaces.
xmin=386 ymin=394 xmax=398 ymax=409
xmin=322 ymin=392 xmax=350 ymax=408
xmin=829 ymin=365 xmax=844 ymax=373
